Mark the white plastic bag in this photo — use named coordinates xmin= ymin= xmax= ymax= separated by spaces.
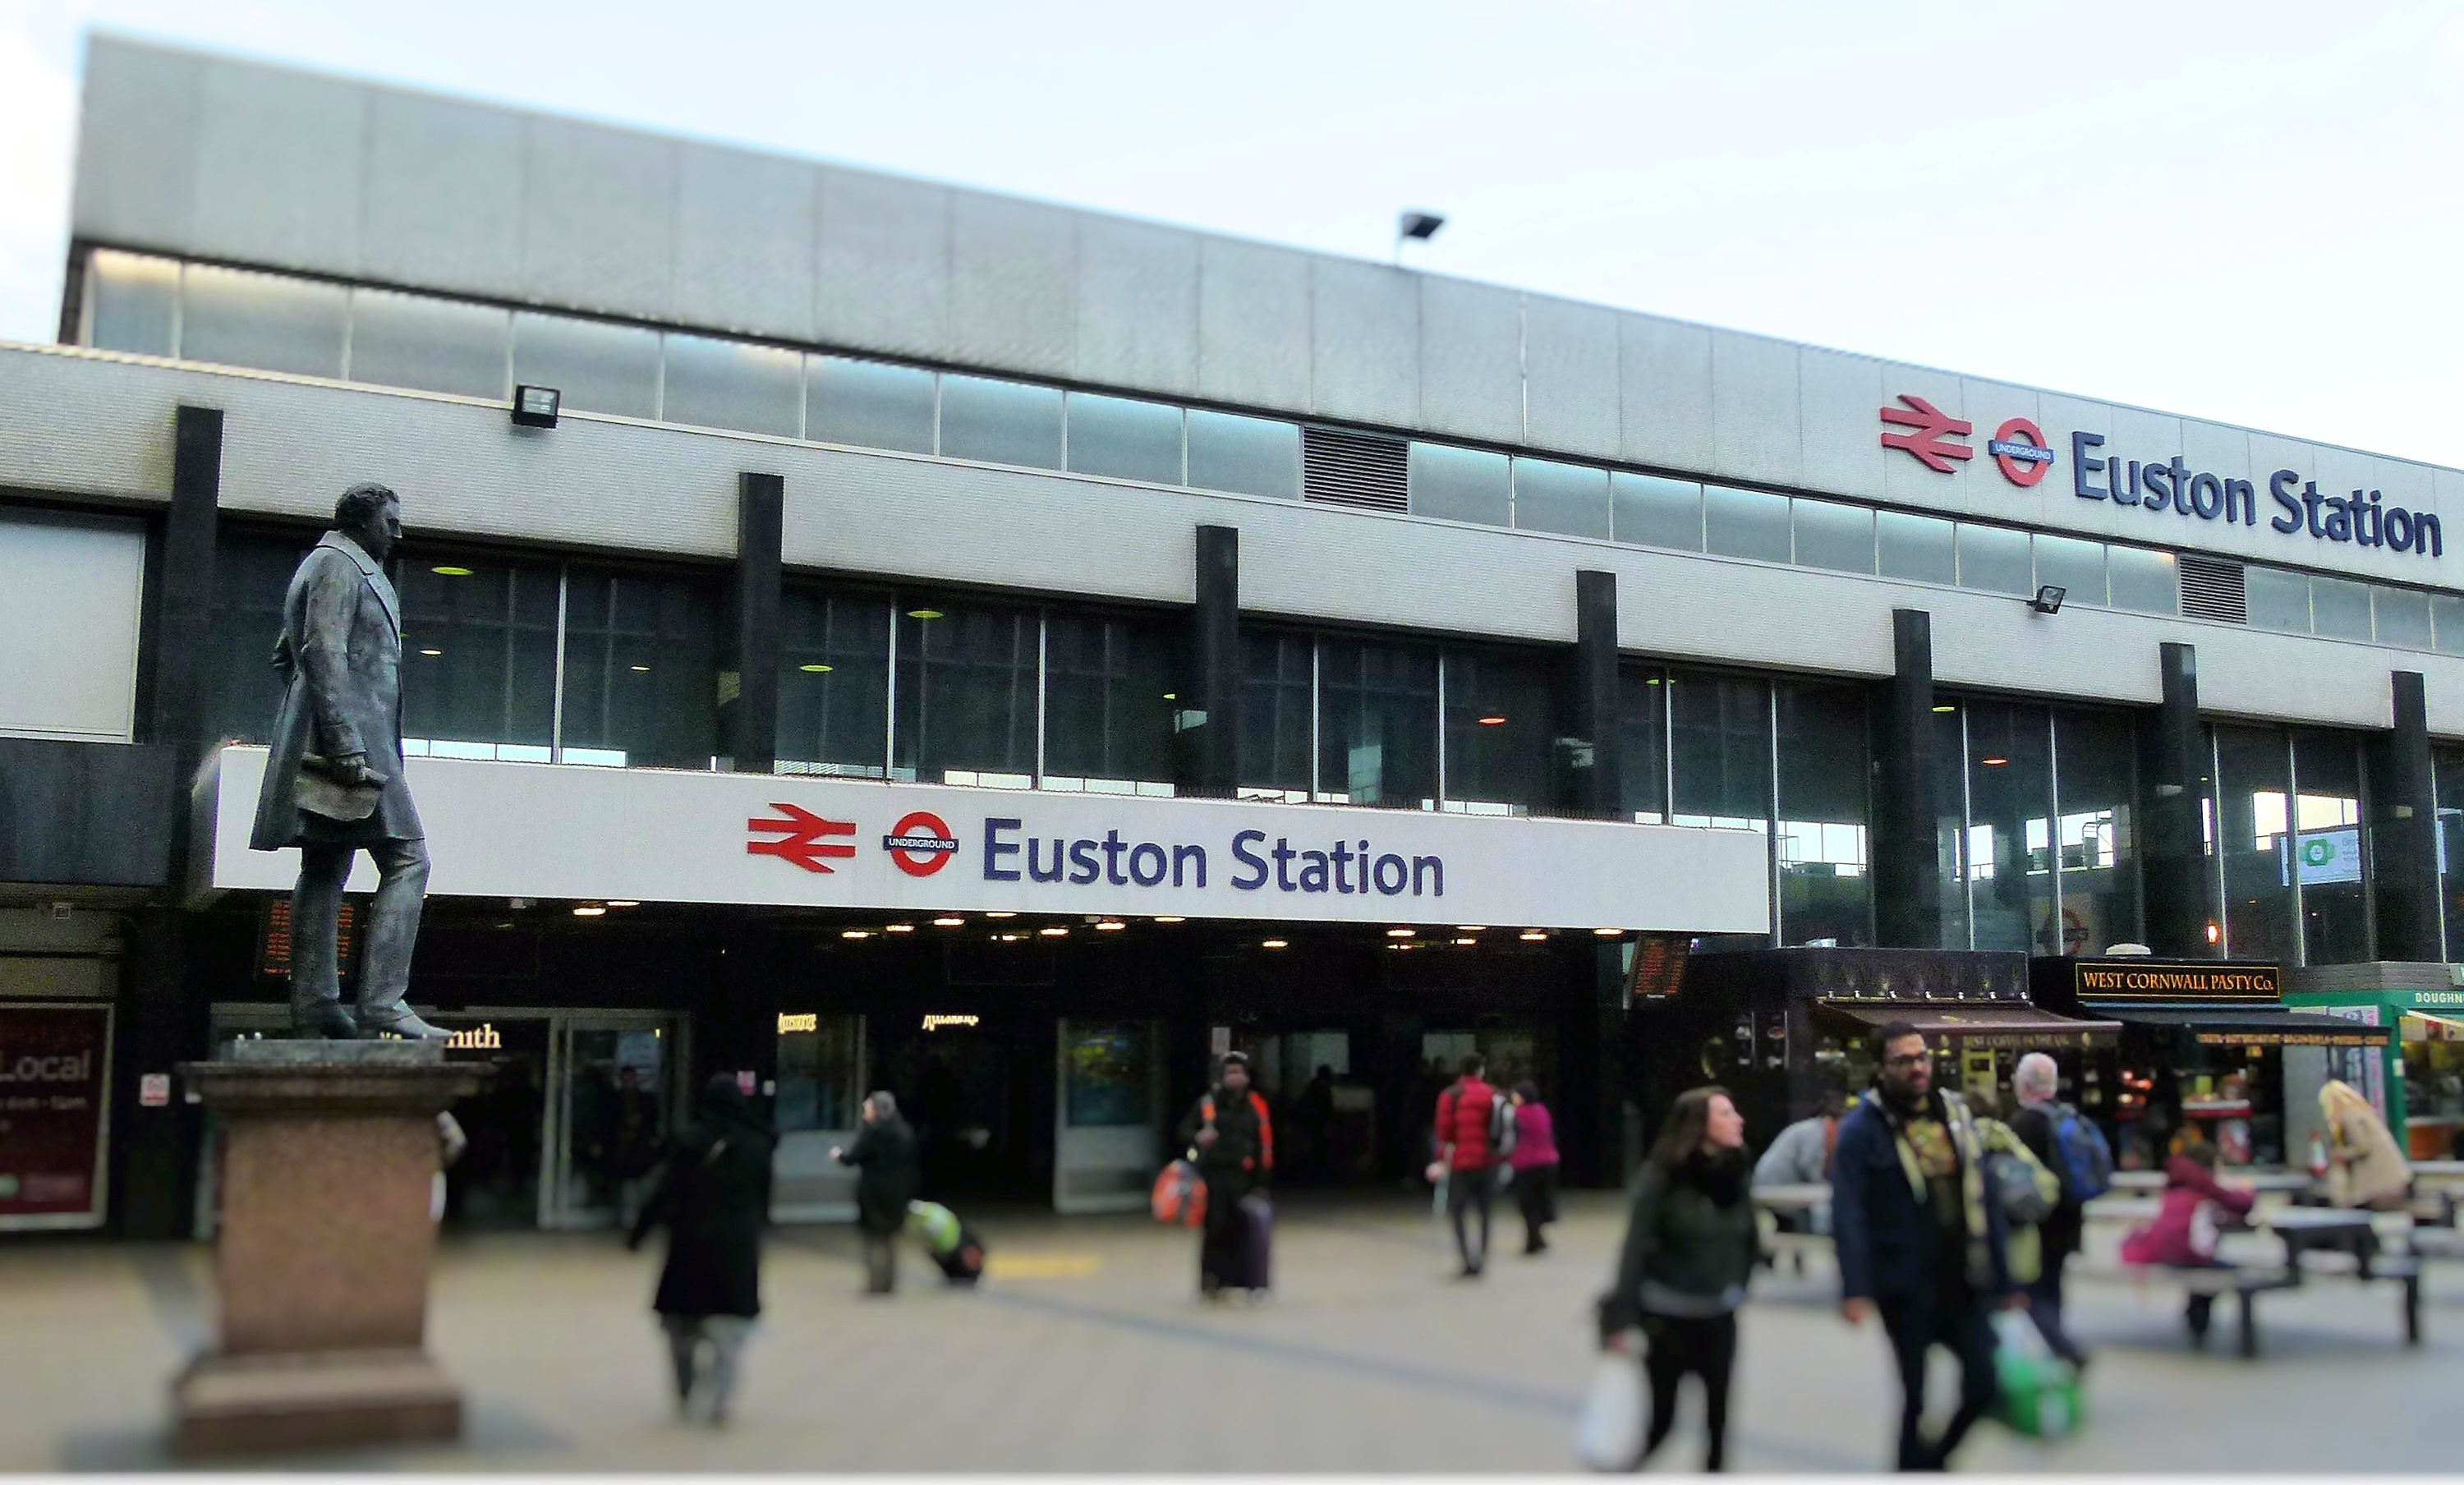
xmin=1574 ymin=1344 xmax=1644 ymax=1471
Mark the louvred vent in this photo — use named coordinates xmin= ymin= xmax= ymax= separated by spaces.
xmin=2177 ymin=554 xmax=2246 ymax=623
xmin=1303 ymin=426 xmax=1408 ymax=513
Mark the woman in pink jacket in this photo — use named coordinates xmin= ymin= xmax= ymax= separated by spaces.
xmin=2120 ymin=1142 xmax=2255 ymax=1346
xmin=1509 ymin=1081 xmax=1561 ymax=1255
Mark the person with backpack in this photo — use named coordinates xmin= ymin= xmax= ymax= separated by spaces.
xmin=2005 ymin=1052 xmax=2106 ymax=1368
xmin=1427 ymin=1054 xmax=1510 ymax=1277
xmin=1177 ymin=1051 xmax=1274 ymax=1301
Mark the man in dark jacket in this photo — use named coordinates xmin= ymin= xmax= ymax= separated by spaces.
xmin=2006 ymin=1052 xmax=2087 ymax=1366
xmin=628 ymin=1074 xmax=775 ymax=1426
xmin=1178 ymin=1051 xmax=1272 ymax=1299
xmin=834 ymin=1091 xmax=921 ymax=1294
xmin=1831 ymin=1024 xmax=2014 ymax=1472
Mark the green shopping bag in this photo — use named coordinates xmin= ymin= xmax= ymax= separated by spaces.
xmin=1991 ymin=1310 xmax=2082 ymax=1440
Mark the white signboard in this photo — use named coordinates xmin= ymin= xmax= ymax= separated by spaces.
xmin=205 ymin=747 xmax=1769 ymax=934
xmin=2282 ymin=826 xmax=2363 ymax=887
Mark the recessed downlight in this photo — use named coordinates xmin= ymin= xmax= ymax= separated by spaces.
xmin=430 ymin=565 xmax=474 ymax=577
xmin=799 ymin=664 xmax=834 ymax=674
xmin=841 ymin=928 xmax=873 ymax=940
xmin=1262 ymin=938 xmax=1289 ymax=949
xmin=572 ymin=903 xmax=606 ymax=917
xmin=906 ymin=608 xmax=945 ymax=620
xmin=1519 ymin=929 xmax=1547 ymax=941
xmin=932 ymin=916 xmax=965 ymax=927
xmin=1386 ymin=926 xmax=1415 ymax=938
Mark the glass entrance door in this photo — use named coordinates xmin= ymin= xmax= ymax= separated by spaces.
xmin=1054 ymin=1018 xmax=1163 ymax=1214
xmin=550 ymin=1014 xmax=677 ymax=1230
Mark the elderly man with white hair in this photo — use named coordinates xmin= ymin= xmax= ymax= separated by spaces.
xmin=2005 ymin=1052 xmax=2097 ymax=1366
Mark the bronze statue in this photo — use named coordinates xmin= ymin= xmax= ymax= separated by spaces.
xmin=248 ymin=483 xmax=445 ymax=1041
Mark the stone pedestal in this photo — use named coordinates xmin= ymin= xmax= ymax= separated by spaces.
xmin=172 ymin=1041 xmax=488 ymax=1458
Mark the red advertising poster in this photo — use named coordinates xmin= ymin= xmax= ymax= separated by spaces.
xmin=0 ymin=1004 xmax=113 ymax=1230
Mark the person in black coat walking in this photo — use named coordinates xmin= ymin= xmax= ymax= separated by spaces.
xmin=1176 ymin=1051 xmax=1273 ymax=1300
xmin=627 ymin=1074 xmax=776 ymax=1425
xmin=834 ymin=1091 xmax=921 ymax=1294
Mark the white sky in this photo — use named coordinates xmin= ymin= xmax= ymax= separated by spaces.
xmin=5 ymin=1 xmax=2464 ymax=465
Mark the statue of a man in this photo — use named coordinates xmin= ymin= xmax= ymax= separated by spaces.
xmin=247 ymin=482 xmax=447 ymax=1041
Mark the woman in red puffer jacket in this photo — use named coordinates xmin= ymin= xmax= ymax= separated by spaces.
xmin=2120 ymin=1143 xmax=2255 ymax=1345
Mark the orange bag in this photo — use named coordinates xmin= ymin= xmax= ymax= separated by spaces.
xmin=1152 ymin=1159 xmax=1207 ymax=1227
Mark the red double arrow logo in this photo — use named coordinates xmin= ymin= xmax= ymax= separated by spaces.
xmin=747 ymin=803 xmax=857 ymax=873
xmin=1878 ymin=394 xmax=1973 ymax=474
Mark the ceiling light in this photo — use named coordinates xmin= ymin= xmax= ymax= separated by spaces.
xmin=1262 ymin=938 xmax=1289 ymax=949
xmin=419 ymin=648 xmax=443 ymax=656
xmin=1520 ymin=929 xmax=1547 ymax=941
xmin=1153 ymin=915 xmax=1185 ymax=924
xmin=1039 ymin=926 xmax=1069 ymax=937
xmin=431 ymin=565 xmax=474 ymax=577
xmin=605 ymin=900 xmax=639 ymax=908
xmin=1932 ymin=704 xmax=1956 ymax=714
xmin=885 ymin=923 xmax=915 ymax=933
xmin=1094 ymin=920 xmax=1126 ymax=931
xmin=799 ymin=664 xmax=834 ymax=674
xmin=841 ymin=929 xmax=873 ymax=940
xmin=1386 ymin=926 xmax=1415 ymax=938
xmin=1981 ymin=756 xmax=2008 ymax=767
xmin=629 ymin=664 xmax=650 ymax=672
xmin=998 ymin=932 xmax=1023 ymax=942
xmin=1453 ymin=936 xmax=1477 ymax=946
xmin=1477 ymin=715 xmax=1507 ymax=727
xmin=986 ymin=911 xmax=1016 ymax=919
xmin=1593 ymin=926 xmax=1624 ymax=937
xmin=572 ymin=904 xmax=605 ymax=917
xmin=906 ymin=608 xmax=944 ymax=620
xmin=1456 ymin=926 xmax=1487 ymax=932
xmin=932 ymin=916 xmax=965 ymax=927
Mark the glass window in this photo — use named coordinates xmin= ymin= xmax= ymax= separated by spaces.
xmin=776 ymin=590 xmax=891 ymax=777
xmin=2053 ymin=709 xmax=2141 ymax=954
xmin=347 ymin=289 xmax=509 ymax=400
xmin=1187 ymin=411 xmax=1301 ymax=499
xmin=1066 ymin=393 xmax=1183 ymax=485
xmin=559 ymin=568 xmax=721 ymax=770
xmin=2437 ymin=595 xmax=2464 ymax=656
xmin=939 ymin=375 xmax=1063 ymax=469
xmin=1317 ymin=637 xmax=1438 ymax=808
xmin=396 ymin=551 xmax=560 ymax=762
xmin=180 ymin=264 xmax=347 ymax=379
xmin=2032 ymin=535 xmax=2108 ymax=608
xmin=2309 ymin=577 xmax=2372 ymax=642
xmin=2435 ymin=744 xmax=2464 ymax=962
xmin=775 ymin=1014 xmax=862 ymax=1133
xmin=85 ymin=250 xmax=177 ymax=356
xmin=2108 ymin=545 xmax=2180 ymax=615
xmin=1239 ymin=631 xmax=1314 ymax=799
xmin=894 ymin=600 xmax=1038 ymax=784
xmin=2374 ymin=587 xmax=2434 ymax=650
xmin=1611 ymin=473 xmax=1703 ymax=550
xmin=1441 ymin=646 xmax=1556 ymax=814
xmin=1791 ymin=499 xmax=1875 ymax=575
xmin=1618 ymin=665 xmax=1667 ymax=824
xmin=1669 ymin=670 xmax=1772 ymax=830
xmin=2214 ymin=724 xmax=2295 ymax=962
xmin=1512 ymin=458 xmax=1610 ymax=539
xmin=660 ymin=334 xmax=802 ymax=437
xmin=512 ymin=312 xmax=660 ymax=420
xmin=1409 ymin=444 xmax=1510 ymax=526
xmin=1965 ymin=702 xmax=2055 ymax=953
xmin=2244 ymin=566 xmax=2312 ymax=633
xmin=1703 ymin=485 xmax=1791 ymax=563
xmin=2292 ymin=730 xmax=2369 ymax=964
xmin=203 ymin=529 xmax=318 ymax=748
xmin=1878 ymin=510 xmax=1956 ymax=584
xmin=1956 ymin=523 xmax=2033 ymax=596
xmin=1043 ymin=613 xmax=1183 ymax=791
xmin=1933 ymin=704 xmax=1970 ymax=947
xmin=807 ymin=356 xmax=935 ymax=454
xmin=1776 ymin=682 xmax=1872 ymax=946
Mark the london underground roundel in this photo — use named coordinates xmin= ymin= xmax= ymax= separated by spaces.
xmin=883 ymin=811 xmax=960 ymax=877
xmin=1988 ymin=418 xmax=2055 ymax=488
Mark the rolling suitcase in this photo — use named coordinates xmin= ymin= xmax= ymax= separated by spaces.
xmin=1239 ymin=1193 xmax=1273 ymax=1292
xmin=933 ymin=1223 xmax=987 ymax=1285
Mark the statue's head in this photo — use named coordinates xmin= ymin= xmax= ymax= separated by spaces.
xmin=334 ymin=483 xmax=402 ymax=563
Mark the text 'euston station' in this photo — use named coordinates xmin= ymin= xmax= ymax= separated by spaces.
xmin=983 ymin=820 xmax=1443 ymax=897
xmin=2071 ymin=433 xmax=2443 ymax=558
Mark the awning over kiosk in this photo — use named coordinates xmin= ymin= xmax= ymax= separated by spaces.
xmin=2101 ymin=1006 xmax=2393 ymax=1047
xmin=2402 ymin=1012 xmax=2464 ymax=1043
xmin=1817 ymin=1000 xmax=2121 ymax=1051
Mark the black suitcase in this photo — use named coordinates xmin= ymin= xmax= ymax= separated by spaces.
xmin=1239 ymin=1194 xmax=1272 ymax=1292
xmin=933 ymin=1224 xmax=986 ymax=1285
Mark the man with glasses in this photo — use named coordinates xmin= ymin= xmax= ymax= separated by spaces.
xmin=1831 ymin=1023 xmax=2017 ymax=1472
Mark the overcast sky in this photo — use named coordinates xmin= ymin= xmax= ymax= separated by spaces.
xmin=5 ymin=1 xmax=2464 ymax=465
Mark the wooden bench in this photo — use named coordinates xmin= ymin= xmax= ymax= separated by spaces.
xmin=2173 ymin=1264 xmax=2304 ymax=1359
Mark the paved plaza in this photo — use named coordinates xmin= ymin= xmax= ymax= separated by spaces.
xmin=1 ymin=1190 xmax=2456 ymax=1474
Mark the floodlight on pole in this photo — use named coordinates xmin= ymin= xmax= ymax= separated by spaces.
xmin=1395 ymin=210 xmax=1446 ymax=264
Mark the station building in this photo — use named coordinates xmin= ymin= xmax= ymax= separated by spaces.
xmin=7 ymin=36 xmax=2464 ymax=1234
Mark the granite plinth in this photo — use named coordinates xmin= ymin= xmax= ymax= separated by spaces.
xmin=171 ymin=1050 xmax=489 ymax=1458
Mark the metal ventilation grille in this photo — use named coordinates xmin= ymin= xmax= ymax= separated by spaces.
xmin=1303 ymin=426 xmax=1408 ymax=512
xmin=2178 ymin=554 xmax=2247 ymax=623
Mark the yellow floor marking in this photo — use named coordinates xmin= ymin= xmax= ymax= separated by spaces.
xmin=983 ymin=1253 xmax=1103 ymax=1279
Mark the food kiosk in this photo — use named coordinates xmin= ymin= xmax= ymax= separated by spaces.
xmin=1630 ymin=947 xmax=2120 ymax=1148
xmin=2030 ymin=955 xmax=2393 ymax=1170
xmin=2286 ymin=963 xmax=2464 ymax=1161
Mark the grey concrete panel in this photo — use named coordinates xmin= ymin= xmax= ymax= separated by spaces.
xmin=0 ymin=738 xmax=174 ymax=886
xmin=520 ymin=117 xmax=679 ymax=319
xmin=949 ymin=190 xmax=1077 ymax=379
xmin=1709 ymin=329 xmax=1801 ymax=487
xmin=1196 ymin=237 xmax=1310 ymax=413
xmin=814 ymin=167 xmax=951 ymax=361
xmin=674 ymin=144 xmax=816 ymax=342
xmin=1522 ymin=295 xmax=1620 ymax=462
xmin=361 ymin=88 xmax=525 ymax=298
xmin=1415 ymin=277 xmax=1522 ymax=444
xmin=1309 ymin=258 xmax=1419 ymax=427
xmin=1798 ymin=347 xmax=1886 ymax=503
xmin=71 ymin=38 xmax=200 ymax=251
xmin=1074 ymin=215 xmax=1199 ymax=396
xmin=1620 ymin=314 xmax=1712 ymax=471
xmin=188 ymin=57 xmax=366 ymax=275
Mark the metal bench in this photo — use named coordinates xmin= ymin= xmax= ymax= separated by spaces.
xmin=2175 ymin=1264 xmax=2303 ymax=1359
xmin=2365 ymin=1254 xmax=2425 ymax=1346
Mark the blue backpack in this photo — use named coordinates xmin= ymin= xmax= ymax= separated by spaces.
xmin=2048 ymin=1106 xmax=2114 ymax=1202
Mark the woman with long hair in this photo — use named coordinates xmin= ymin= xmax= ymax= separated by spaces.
xmin=1596 ymin=1086 xmax=1758 ymax=1472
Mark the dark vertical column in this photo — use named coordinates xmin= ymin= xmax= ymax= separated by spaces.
xmin=1559 ymin=572 xmax=1620 ymax=1186
xmin=725 ymin=473 xmax=784 ymax=774
xmin=117 ymin=404 xmax=224 ymax=1237
xmin=1188 ymin=525 xmax=1241 ymax=796
xmin=1872 ymin=609 xmax=1940 ymax=947
xmin=1570 ymin=569 xmax=1621 ymax=819
xmin=2372 ymin=670 xmax=2441 ymax=961
xmin=2143 ymin=641 xmax=2214 ymax=957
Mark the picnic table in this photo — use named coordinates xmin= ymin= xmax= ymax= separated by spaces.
xmin=2109 ymin=1168 xmax=2314 ymax=1196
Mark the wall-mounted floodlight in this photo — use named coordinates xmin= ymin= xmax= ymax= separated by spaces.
xmin=1395 ymin=210 xmax=1446 ymax=264
xmin=2028 ymin=584 xmax=2066 ymax=614
xmin=513 ymin=384 xmax=561 ymax=429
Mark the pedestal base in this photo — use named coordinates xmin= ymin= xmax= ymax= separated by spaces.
xmin=172 ymin=1349 xmax=461 ymax=1457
